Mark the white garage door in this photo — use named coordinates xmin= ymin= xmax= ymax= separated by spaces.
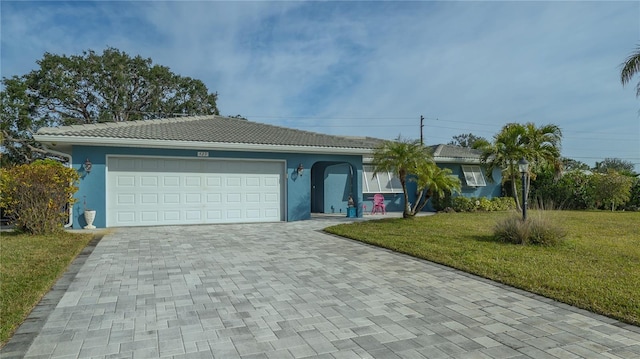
xmin=106 ymin=156 xmax=284 ymax=227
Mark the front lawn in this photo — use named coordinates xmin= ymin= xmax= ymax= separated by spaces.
xmin=325 ymin=211 xmax=640 ymax=326
xmin=0 ymin=231 xmax=95 ymax=347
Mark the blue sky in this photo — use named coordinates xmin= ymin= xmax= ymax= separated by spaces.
xmin=2 ymin=1 xmax=639 ymax=170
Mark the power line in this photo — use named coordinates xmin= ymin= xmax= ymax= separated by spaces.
xmin=291 ymin=123 xmax=639 ymax=142
xmin=247 ymin=114 xmax=639 ymax=137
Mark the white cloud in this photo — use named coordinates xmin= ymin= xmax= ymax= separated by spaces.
xmin=1 ymin=0 xmax=639 ymax=168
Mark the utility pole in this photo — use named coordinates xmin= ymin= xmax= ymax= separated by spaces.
xmin=420 ymin=115 xmax=424 ymax=145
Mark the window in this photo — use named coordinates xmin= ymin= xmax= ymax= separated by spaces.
xmin=362 ymin=166 xmax=403 ymax=193
xmin=461 ymin=165 xmax=486 ymax=187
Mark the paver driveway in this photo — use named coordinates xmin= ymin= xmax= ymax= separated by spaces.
xmin=3 ymin=216 xmax=640 ymax=358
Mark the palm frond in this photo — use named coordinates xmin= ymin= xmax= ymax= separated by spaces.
xmin=621 ymin=46 xmax=640 ymax=86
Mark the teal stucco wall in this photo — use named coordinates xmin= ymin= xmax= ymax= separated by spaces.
xmin=71 ymin=145 xmax=362 ymax=228
xmin=362 ymin=163 xmax=503 ymax=214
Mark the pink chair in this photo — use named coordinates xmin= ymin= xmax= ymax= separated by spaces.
xmin=371 ymin=193 xmax=386 ymax=215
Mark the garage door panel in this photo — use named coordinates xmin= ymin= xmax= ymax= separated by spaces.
xmin=107 ymin=157 xmax=284 ymax=227
xmin=245 ymin=193 xmax=260 ymax=202
xmin=206 ymin=193 xmax=222 ymax=203
xmin=162 ymin=160 xmax=181 ymax=171
xmin=264 ymin=208 xmax=279 ymax=218
xmin=117 ymin=212 xmax=136 ymax=223
xmin=264 ymin=193 xmax=279 ymax=203
xmin=117 ymin=194 xmax=136 ymax=205
xmin=141 ymin=211 xmax=158 ymax=222
xmin=164 ymin=176 xmax=180 ymax=186
xmin=163 ymin=193 xmax=180 ymax=204
xmin=226 ymin=177 xmax=241 ymax=186
xmin=117 ymin=158 xmax=137 ymax=171
xmin=186 ymin=211 xmax=202 ymax=220
xmin=141 ymin=159 xmax=160 ymax=170
xmin=140 ymin=194 xmax=158 ymax=204
xmin=183 ymin=161 xmax=200 ymax=172
xmin=185 ymin=193 xmax=201 ymax=203
xmin=206 ymin=210 xmax=222 ymax=219
xmin=245 ymin=177 xmax=260 ymax=186
xmin=140 ymin=176 xmax=158 ymax=187
xmin=226 ymin=209 xmax=242 ymax=219
xmin=264 ymin=177 xmax=279 ymax=187
xmin=117 ymin=176 xmax=136 ymax=187
xmin=163 ymin=211 xmax=180 ymax=221
xmin=185 ymin=176 xmax=201 ymax=187
xmin=203 ymin=161 xmax=223 ymax=172
xmin=206 ymin=177 xmax=222 ymax=186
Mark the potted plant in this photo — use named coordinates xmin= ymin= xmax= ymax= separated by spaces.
xmin=83 ymin=196 xmax=96 ymax=229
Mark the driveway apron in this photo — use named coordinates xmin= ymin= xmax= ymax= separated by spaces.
xmin=4 ymin=216 xmax=640 ymax=358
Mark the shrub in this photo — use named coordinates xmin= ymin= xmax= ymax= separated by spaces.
xmin=451 ymin=196 xmax=515 ymax=212
xmin=492 ymin=197 xmax=516 ymax=211
xmin=591 ymin=171 xmax=634 ymax=211
xmin=452 ymin=196 xmax=475 ymax=212
xmin=477 ymin=197 xmax=492 ymax=211
xmin=624 ymin=177 xmax=640 ymax=211
xmin=431 ymin=190 xmax=453 ymax=211
xmin=0 ymin=159 xmax=79 ymax=234
xmin=494 ymin=213 xmax=567 ymax=246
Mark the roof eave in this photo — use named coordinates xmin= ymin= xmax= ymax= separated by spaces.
xmin=433 ymin=156 xmax=481 ymax=164
xmin=362 ymin=156 xmax=481 ymax=164
xmin=33 ymin=135 xmax=374 ymax=156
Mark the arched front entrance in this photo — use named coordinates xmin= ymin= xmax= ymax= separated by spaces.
xmin=310 ymin=161 xmax=356 ymax=214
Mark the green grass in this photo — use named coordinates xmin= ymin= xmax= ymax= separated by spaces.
xmin=0 ymin=230 xmax=95 ymax=346
xmin=325 ymin=211 xmax=640 ymax=326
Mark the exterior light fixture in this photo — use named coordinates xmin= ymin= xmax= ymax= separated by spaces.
xmin=297 ymin=163 xmax=304 ymax=177
xmin=518 ymin=157 xmax=529 ymax=175
xmin=518 ymin=157 xmax=529 ymax=221
xmin=83 ymin=158 xmax=93 ymax=174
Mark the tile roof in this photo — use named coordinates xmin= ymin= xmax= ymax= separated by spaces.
xmin=36 ymin=115 xmax=385 ymax=149
xmin=430 ymin=144 xmax=482 ymax=160
xmin=36 ymin=116 xmax=482 ymax=162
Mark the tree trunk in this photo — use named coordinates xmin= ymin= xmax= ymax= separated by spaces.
xmin=401 ymin=180 xmax=412 ymax=218
xmin=511 ymin=173 xmax=521 ymax=211
xmin=411 ymin=190 xmax=422 ymax=215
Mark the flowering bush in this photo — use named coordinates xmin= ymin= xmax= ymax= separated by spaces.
xmin=0 ymin=159 xmax=79 ymax=234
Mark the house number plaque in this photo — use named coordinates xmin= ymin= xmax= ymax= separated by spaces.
xmin=197 ymin=151 xmax=209 ymax=157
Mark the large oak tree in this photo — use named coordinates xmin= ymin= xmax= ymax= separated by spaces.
xmin=1 ymin=47 xmax=219 ymax=164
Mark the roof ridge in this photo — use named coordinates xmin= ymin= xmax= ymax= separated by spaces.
xmin=236 ymin=118 xmax=337 ymax=138
xmin=37 ymin=115 xmax=217 ymax=134
xmin=432 ymin=144 xmax=444 ymax=156
xmin=34 ymin=115 xmax=387 ymax=151
xmin=222 ymin=118 xmax=390 ymax=145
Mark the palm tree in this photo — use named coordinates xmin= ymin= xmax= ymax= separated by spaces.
xmin=477 ymin=123 xmax=527 ymax=210
xmin=478 ymin=122 xmax=562 ymax=210
xmin=521 ymin=123 xmax=563 ymax=206
xmin=412 ymin=163 xmax=461 ymax=214
xmin=621 ymin=45 xmax=640 ymax=97
xmin=371 ymin=137 xmax=433 ymax=218
xmin=521 ymin=123 xmax=562 ymax=172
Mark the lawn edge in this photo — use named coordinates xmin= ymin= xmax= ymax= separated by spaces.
xmin=0 ymin=233 xmax=104 ymax=356
xmin=322 ymin=227 xmax=640 ymax=334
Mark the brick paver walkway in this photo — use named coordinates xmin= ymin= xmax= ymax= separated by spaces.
xmin=2 ymin=215 xmax=639 ymax=358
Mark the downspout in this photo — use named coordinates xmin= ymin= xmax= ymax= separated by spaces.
xmin=45 ymin=148 xmax=74 ymax=228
